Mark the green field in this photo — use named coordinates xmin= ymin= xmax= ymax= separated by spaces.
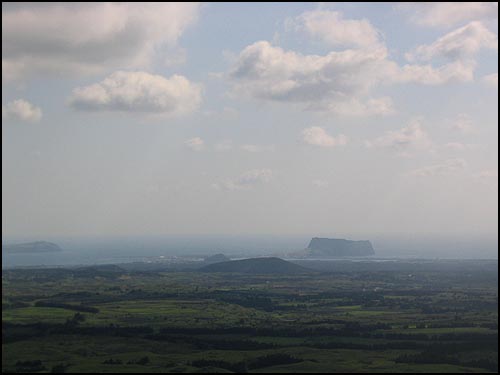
xmin=2 ymin=260 xmax=498 ymax=373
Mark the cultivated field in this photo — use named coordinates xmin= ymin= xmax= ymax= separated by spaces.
xmin=2 ymin=260 xmax=498 ymax=373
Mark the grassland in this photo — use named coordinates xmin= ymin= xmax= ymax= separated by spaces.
xmin=2 ymin=259 xmax=498 ymax=373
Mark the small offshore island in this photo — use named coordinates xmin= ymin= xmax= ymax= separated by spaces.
xmin=3 ymin=241 xmax=62 ymax=254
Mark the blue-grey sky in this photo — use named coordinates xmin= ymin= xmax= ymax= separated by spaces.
xmin=2 ymin=2 xmax=498 ymax=238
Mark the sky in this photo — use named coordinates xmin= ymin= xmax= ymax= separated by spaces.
xmin=2 ymin=2 xmax=498 ymax=239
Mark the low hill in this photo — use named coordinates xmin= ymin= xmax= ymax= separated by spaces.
xmin=200 ymin=257 xmax=312 ymax=274
xmin=204 ymin=253 xmax=231 ymax=264
xmin=306 ymin=237 xmax=375 ymax=257
xmin=3 ymin=241 xmax=62 ymax=254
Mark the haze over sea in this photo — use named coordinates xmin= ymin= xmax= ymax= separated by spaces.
xmin=2 ymin=233 xmax=497 ymax=268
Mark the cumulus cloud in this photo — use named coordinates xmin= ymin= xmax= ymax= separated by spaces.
xmin=185 ymin=137 xmax=204 ymax=151
xmin=365 ymin=120 xmax=432 ymax=153
xmin=396 ymin=61 xmax=476 ymax=85
xmin=68 ymin=71 xmax=202 ymax=115
xmin=402 ymin=22 xmax=497 ymax=85
xmin=214 ymin=169 xmax=273 ymax=191
xmin=406 ymin=22 xmax=497 ymax=63
xmin=407 ymin=158 xmax=467 ymax=177
xmin=229 ymin=40 xmax=399 ymax=115
xmin=394 ymin=22 xmax=498 ymax=85
xmin=289 ymin=9 xmax=382 ymax=48
xmin=226 ymin=7 xmax=497 ymax=114
xmin=228 ymin=25 xmax=490 ymax=114
xmin=482 ymin=72 xmax=498 ymax=87
xmin=302 ymin=126 xmax=348 ymax=147
xmin=2 ymin=99 xmax=42 ymax=122
xmin=396 ymin=2 xmax=498 ymax=28
xmin=2 ymin=3 xmax=200 ymax=81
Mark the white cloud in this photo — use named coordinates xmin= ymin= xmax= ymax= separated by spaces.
xmin=229 ymin=41 xmax=397 ymax=115
xmin=228 ymin=28 xmax=487 ymax=113
xmin=2 ymin=99 xmax=42 ymax=122
xmin=185 ymin=137 xmax=204 ymax=151
xmin=326 ymin=96 xmax=395 ymax=116
xmin=406 ymin=22 xmax=497 ymax=63
xmin=444 ymin=142 xmax=475 ymax=151
xmin=365 ymin=119 xmax=432 ymax=153
xmin=475 ymin=169 xmax=499 ymax=185
xmin=482 ymin=72 xmax=498 ymax=87
xmin=207 ymin=71 xmax=225 ymax=79
xmin=241 ymin=144 xmax=262 ymax=153
xmin=214 ymin=139 xmax=234 ymax=152
xmin=312 ymin=179 xmax=329 ymax=188
xmin=289 ymin=9 xmax=382 ymax=48
xmin=477 ymin=169 xmax=498 ymax=178
xmin=164 ymin=48 xmax=187 ymax=68
xmin=408 ymin=158 xmax=467 ymax=177
xmin=241 ymin=144 xmax=275 ymax=153
xmin=214 ymin=169 xmax=273 ymax=191
xmin=449 ymin=113 xmax=475 ymax=134
xmin=2 ymin=3 xmax=200 ymax=81
xmin=402 ymin=22 xmax=497 ymax=85
xmin=302 ymin=126 xmax=348 ymax=147
xmin=69 ymin=71 xmax=202 ymax=115
xmin=213 ymin=142 xmax=274 ymax=153
xmin=227 ymin=12 xmax=497 ymax=113
xmin=396 ymin=61 xmax=476 ymax=85
xmin=397 ymin=2 xmax=498 ymax=28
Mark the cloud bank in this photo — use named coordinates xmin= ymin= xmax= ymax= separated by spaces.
xmin=2 ymin=3 xmax=200 ymax=81
xmin=228 ymin=10 xmax=496 ymax=115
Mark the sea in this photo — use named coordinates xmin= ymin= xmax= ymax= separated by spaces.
xmin=2 ymin=234 xmax=498 ymax=269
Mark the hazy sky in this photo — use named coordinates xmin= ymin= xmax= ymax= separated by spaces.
xmin=2 ymin=2 xmax=498 ymax=238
